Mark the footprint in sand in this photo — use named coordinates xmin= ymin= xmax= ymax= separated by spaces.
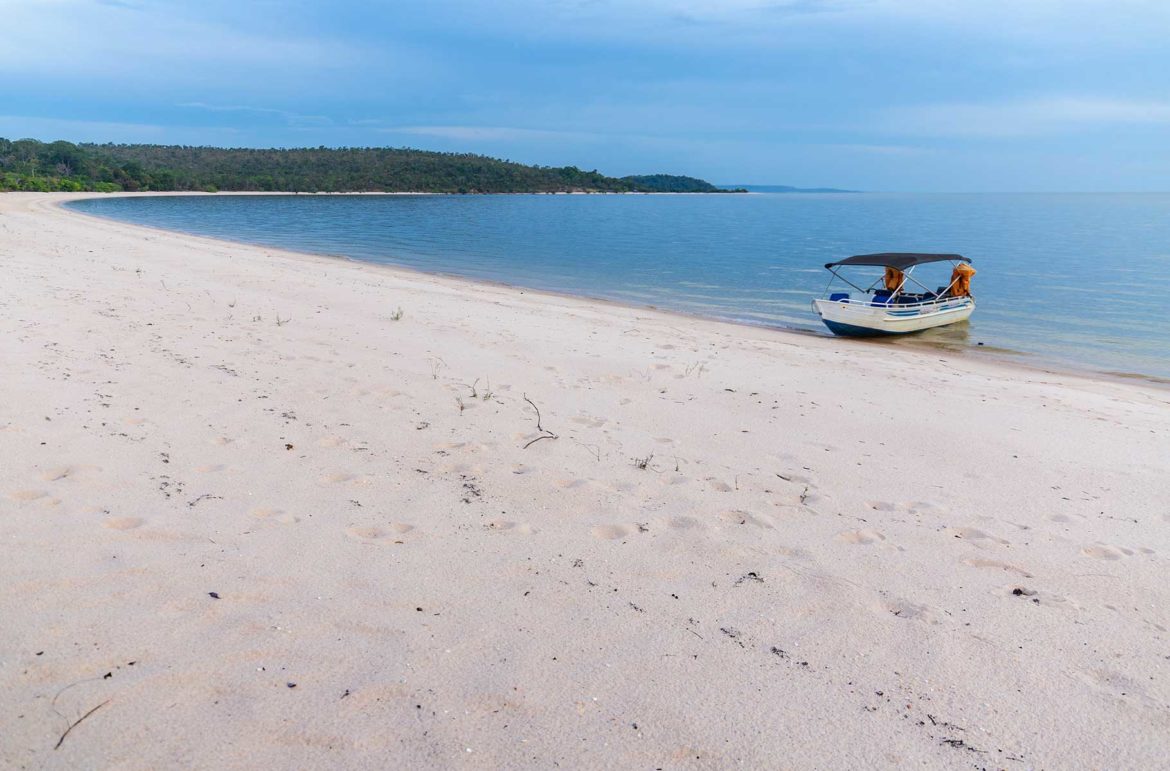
xmin=667 ymin=516 xmax=705 ymax=531
xmin=212 ymin=436 xmax=234 ymax=446
xmin=1080 ymin=544 xmax=1134 ymax=560
xmin=40 ymin=466 xmax=76 ymax=482
xmin=800 ymin=491 xmax=830 ymax=507
xmin=345 ymin=523 xmax=415 ymax=544
xmin=252 ymin=507 xmax=300 ymax=524
xmin=838 ymin=529 xmax=886 ymax=545
xmin=1004 ymin=585 xmax=1075 ymax=609
xmin=946 ymin=527 xmax=1010 ymax=546
xmin=878 ymin=598 xmax=938 ymax=623
xmin=318 ymin=436 xmax=348 ymax=448
xmin=320 ymin=473 xmax=371 ymax=486
xmin=553 ymin=478 xmax=585 ymax=489
xmin=962 ymin=557 xmax=1033 ymax=577
xmin=103 ymin=516 xmax=145 ymax=530
xmin=8 ymin=489 xmax=48 ymax=502
xmin=591 ymin=524 xmax=634 ymax=540
xmin=904 ymin=500 xmax=948 ymax=515
xmin=707 ymin=479 xmax=733 ymax=493
xmin=485 ymin=519 xmax=535 ymax=534
xmin=195 ymin=464 xmax=226 ymax=473
xmin=717 ymin=509 xmax=774 ymax=529
xmin=1074 ymin=667 xmax=1148 ymax=700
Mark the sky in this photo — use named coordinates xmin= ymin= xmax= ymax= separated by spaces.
xmin=2 ymin=0 xmax=1169 ymax=191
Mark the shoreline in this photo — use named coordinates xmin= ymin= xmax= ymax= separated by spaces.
xmin=3 ymin=191 xmax=1168 ymax=768
xmin=56 ymin=191 xmax=1168 ymax=389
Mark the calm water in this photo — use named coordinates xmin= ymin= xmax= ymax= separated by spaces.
xmin=68 ymin=193 xmax=1170 ymax=379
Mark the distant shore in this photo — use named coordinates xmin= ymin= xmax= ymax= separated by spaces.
xmin=0 ymin=137 xmax=742 ymax=194
xmin=3 ymin=192 xmax=1168 ymax=768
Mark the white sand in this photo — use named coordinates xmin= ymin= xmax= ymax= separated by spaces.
xmin=2 ymin=192 xmax=1168 ymax=769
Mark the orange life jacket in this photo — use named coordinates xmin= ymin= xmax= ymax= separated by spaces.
xmin=950 ymin=263 xmax=976 ymax=296
xmin=884 ymin=267 xmax=904 ymax=291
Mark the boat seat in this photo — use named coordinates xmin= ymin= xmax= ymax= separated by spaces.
xmin=871 ymin=290 xmax=893 ymax=306
xmin=829 ymin=292 xmax=849 ymax=302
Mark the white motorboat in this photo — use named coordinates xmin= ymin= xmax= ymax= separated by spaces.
xmin=811 ymin=252 xmax=976 ymax=336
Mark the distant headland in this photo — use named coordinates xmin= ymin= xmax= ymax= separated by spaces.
xmin=725 ymin=184 xmax=859 ymax=193
xmin=0 ymin=137 xmax=752 ymax=195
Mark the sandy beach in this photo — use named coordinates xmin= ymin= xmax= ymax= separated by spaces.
xmin=2 ymin=192 xmax=1168 ymax=769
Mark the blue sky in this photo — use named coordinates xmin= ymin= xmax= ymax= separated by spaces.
xmin=3 ymin=0 xmax=1168 ymax=191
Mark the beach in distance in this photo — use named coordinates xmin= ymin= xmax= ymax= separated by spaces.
xmin=2 ymin=192 xmax=1169 ymax=768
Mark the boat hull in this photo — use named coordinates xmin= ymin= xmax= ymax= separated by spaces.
xmin=813 ymin=297 xmax=974 ymax=336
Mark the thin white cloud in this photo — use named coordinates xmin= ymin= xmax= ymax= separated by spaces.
xmin=882 ymin=97 xmax=1170 ymax=138
xmin=379 ymin=126 xmax=603 ymax=143
xmin=437 ymin=0 xmax=1170 ymax=43
xmin=178 ymin=102 xmax=334 ymax=128
xmin=0 ymin=115 xmax=167 ymax=142
xmin=594 ymin=0 xmax=856 ymax=20
xmin=820 ymin=143 xmax=933 ymax=156
xmin=0 ymin=0 xmax=362 ymax=81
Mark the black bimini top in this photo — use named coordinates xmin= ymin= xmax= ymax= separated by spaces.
xmin=825 ymin=253 xmax=970 ymax=271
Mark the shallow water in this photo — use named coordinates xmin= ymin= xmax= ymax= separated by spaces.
xmin=68 ymin=193 xmax=1170 ymax=378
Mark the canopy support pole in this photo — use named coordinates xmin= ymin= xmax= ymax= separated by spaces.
xmin=826 ymin=268 xmax=867 ymax=295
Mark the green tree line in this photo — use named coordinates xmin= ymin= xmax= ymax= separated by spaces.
xmin=0 ymin=138 xmax=738 ymax=194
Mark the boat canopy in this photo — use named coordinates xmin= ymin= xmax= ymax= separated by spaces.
xmin=825 ymin=253 xmax=971 ymax=271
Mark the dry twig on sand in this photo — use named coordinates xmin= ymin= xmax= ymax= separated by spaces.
xmin=522 ymin=394 xmax=558 ymax=449
xmin=54 ymin=700 xmax=110 ymax=750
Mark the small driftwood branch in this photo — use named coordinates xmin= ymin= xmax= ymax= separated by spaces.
xmin=522 ymin=394 xmax=558 ymax=449
xmin=55 ymin=700 xmax=109 ymax=750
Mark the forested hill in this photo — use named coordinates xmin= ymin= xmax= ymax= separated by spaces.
xmin=621 ymin=174 xmax=741 ymax=192
xmin=0 ymin=138 xmax=738 ymax=194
